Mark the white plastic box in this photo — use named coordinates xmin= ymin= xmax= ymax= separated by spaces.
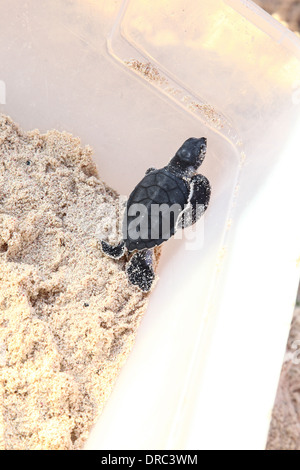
xmin=1 ymin=0 xmax=300 ymax=451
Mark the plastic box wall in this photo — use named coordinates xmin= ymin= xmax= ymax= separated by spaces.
xmin=1 ymin=0 xmax=300 ymax=450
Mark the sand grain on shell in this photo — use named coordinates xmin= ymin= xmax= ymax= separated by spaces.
xmin=0 ymin=115 xmax=157 ymax=450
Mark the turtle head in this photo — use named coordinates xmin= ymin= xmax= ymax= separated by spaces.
xmin=168 ymin=137 xmax=207 ymax=178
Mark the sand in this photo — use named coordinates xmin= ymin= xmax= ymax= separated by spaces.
xmin=0 ymin=114 xmax=158 ymax=450
xmin=266 ymin=306 xmax=300 ymax=450
xmin=255 ymin=0 xmax=300 ymax=32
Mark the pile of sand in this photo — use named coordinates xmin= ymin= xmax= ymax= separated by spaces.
xmin=0 ymin=115 xmax=157 ymax=450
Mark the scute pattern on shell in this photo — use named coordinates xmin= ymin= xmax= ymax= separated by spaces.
xmin=124 ymin=168 xmax=190 ymax=252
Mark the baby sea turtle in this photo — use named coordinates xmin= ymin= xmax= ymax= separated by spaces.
xmin=101 ymin=137 xmax=211 ymax=292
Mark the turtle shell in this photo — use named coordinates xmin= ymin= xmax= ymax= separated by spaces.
xmin=123 ymin=168 xmax=190 ymax=252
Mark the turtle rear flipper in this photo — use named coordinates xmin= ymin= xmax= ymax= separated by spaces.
xmin=101 ymin=240 xmax=125 ymax=259
xmin=126 ymin=250 xmax=155 ymax=293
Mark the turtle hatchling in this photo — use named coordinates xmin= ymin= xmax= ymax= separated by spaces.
xmin=101 ymin=137 xmax=211 ymax=292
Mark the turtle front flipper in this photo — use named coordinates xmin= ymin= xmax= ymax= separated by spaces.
xmin=126 ymin=249 xmax=155 ymax=292
xmin=179 ymin=174 xmax=211 ymax=229
xmin=145 ymin=167 xmax=156 ymax=175
xmin=101 ymin=240 xmax=126 ymax=259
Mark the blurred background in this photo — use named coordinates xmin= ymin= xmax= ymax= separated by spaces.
xmin=254 ymin=0 xmax=300 ymax=451
xmin=256 ymin=0 xmax=300 ymax=32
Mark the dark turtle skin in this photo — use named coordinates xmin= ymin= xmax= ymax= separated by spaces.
xmin=101 ymin=137 xmax=211 ymax=293
xmin=124 ymin=168 xmax=190 ymax=252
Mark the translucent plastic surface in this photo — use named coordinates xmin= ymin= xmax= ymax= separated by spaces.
xmin=1 ymin=0 xmax=300 ymax=450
